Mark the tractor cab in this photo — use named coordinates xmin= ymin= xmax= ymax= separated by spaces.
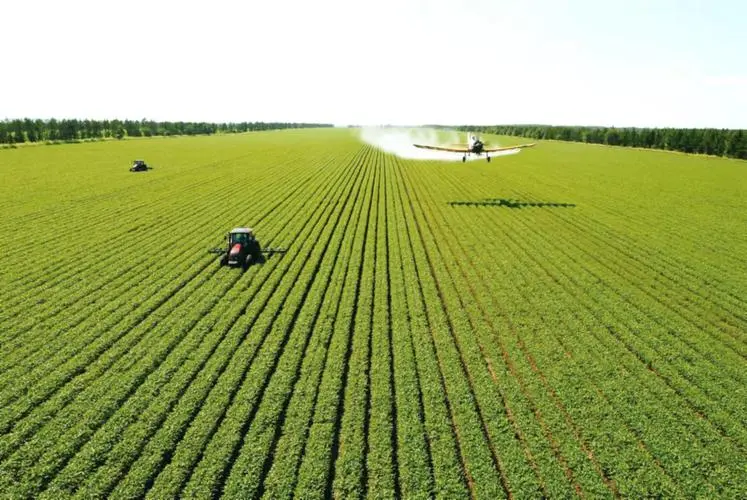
xmin=208 ymin=227 xmax=287 ymax=271
xmin=229 ymin=228 xmax=255 ymax=245
xmin=222 ymin=227 xmax=262 ymax=269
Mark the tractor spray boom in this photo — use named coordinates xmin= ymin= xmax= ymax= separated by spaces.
xmin=207 ymin=247 xmax=287 ymax=255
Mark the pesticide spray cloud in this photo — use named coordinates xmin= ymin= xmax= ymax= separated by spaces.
xmin=357 ymin=127 xmax=521 ymax=161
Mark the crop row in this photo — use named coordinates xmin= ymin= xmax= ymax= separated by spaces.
xmin=4 ymin=141 xmax=362 ymax=496
xmin=406 ymin=159 xmax=746 ymax=496
xmin=2 ymin=130 xmax=744 ymax=498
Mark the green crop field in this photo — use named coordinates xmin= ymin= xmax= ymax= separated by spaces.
xmin=0 ymin=128 xmax=745 ymax=498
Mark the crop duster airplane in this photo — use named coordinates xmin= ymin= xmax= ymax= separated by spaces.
xmin=413 ymin=133 xmax=536 ymax=162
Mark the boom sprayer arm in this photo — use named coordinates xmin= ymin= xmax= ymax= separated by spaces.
xmin=207 ymin=246 xmax=287 ymax=256
xmin=206 ymin=247 xmax=287 ymax=255
xmin=261 ymin=247 xmax=287 ymax=255
xmin=207 ymin=228 xmax=287 ymax=270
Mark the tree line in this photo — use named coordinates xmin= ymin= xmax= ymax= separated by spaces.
xmin=0 ymin=118 xmax=332 ymax=145
xmin=437 ymin=125 xmax=747 ymax=160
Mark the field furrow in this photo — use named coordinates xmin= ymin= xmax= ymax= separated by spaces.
xmin=1 ymin=129 xmax=744 ymax=498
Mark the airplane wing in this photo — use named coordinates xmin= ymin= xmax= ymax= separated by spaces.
xmin=413 ymin=143 xmax=470 ymax=153
xmin=483 ymin=143 xmax=537 ymax=153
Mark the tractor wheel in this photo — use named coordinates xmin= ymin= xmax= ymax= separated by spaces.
xmin=219 ymin=254 xmax=228 ymax=266
xmin=243 ymin=254 xmax=252 ymax=271
xmin=249 ymin=240 xmax=263 ymax=262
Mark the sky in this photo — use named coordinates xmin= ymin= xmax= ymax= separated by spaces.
xmin=1 ymin=0 xmax=745 ymax=128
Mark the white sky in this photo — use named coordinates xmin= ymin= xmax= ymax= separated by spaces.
xmin=1 ymin=0 xmax=745 ymax=127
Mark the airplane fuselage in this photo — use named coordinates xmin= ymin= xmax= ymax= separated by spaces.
xmin=467 ymin=135 xmax=486 ymax=155
xmin=462 ymin=135 xmax=491 ymax=162
xmin=470 ymin=140 xmax=485 ymax=154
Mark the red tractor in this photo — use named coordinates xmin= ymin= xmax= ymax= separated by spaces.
xmin=208 ymin=227 xmax=286 ymax=270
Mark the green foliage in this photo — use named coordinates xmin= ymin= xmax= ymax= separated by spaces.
xmin=438 ymin=124 xmax=747 ymax=160
xmin=0 ymin=130 xmax=745 ymax=498
xmin=0 ymin=118 xmax=333 ymax=145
